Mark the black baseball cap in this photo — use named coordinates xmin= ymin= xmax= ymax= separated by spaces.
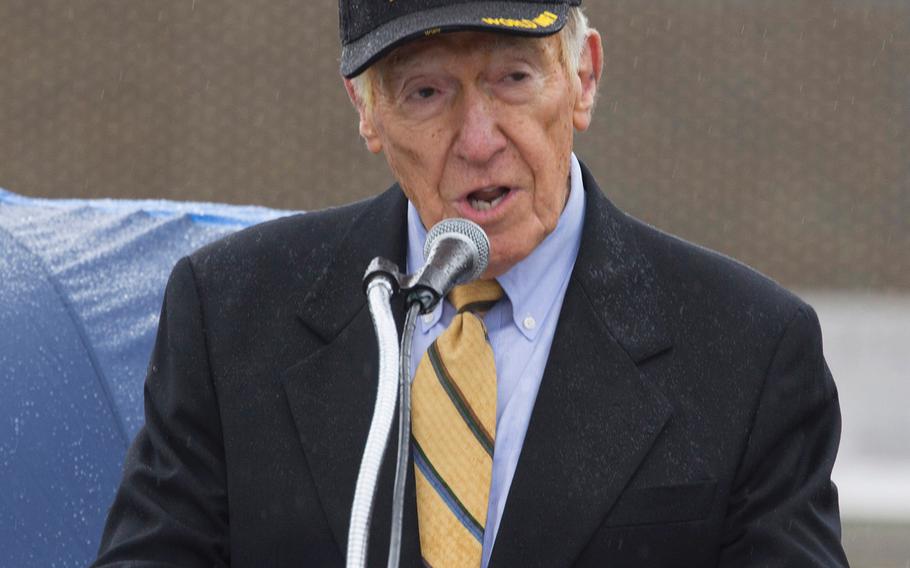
xmin=339 ymin=0 xmax=583 ymax=78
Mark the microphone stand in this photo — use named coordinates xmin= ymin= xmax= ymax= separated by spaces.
xmin=348 ymin=258 xmax=439 ymax=568
xmin=347 ymin=271 xmax=400 ymax=568
xmin=350 ymin=216 xmax=488 ymax=567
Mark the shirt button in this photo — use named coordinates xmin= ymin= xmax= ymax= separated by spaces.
xmin=523 ymin=316 xmax=536 ymax=330
xmin=423 ymin=314 xmax=433 ymax=325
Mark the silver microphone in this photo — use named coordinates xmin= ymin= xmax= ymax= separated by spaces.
xmin=405 ymin=218 xmax=491 ymax=312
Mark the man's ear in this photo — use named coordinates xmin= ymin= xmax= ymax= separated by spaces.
xmin=572 ymin=30 xmax=604 ymax=132
xmin=343 ymin=77 xmax=383 ymax=154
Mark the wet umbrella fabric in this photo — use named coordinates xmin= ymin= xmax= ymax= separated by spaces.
xmin=0 ymin=188 xmax=290 ymax=567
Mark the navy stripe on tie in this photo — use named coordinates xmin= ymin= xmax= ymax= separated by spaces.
xmin=426 ymin=342 xmax=495 ymax=456
xmin=413 ymin=440 xmax=484 ymax=542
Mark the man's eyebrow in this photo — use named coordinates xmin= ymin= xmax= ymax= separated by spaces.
xmin=383 ymin=34 xmax=549 ymax=73
xmin=487 ymin=34 xmax=549 ymax=56
xmin=382 ymin=49 xmax=429 ymax=75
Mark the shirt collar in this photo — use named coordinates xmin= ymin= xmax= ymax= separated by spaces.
xmin=406 ymin=153 xmax=586 ymax=338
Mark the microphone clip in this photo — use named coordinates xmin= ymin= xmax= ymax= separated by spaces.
xmin=363 ymin=218 xmax=489 ymax=317
xmin=362 ymin=257 xmax=440 ymax=315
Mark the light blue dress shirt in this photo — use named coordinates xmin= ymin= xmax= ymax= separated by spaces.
xmin=406 ymin=153 xmax=586 ymax=567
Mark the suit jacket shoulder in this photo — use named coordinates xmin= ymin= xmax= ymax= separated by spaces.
xmin=186 ymin=189 xmax=395 ymax=305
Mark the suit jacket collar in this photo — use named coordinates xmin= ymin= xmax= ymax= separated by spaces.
xmin=286 ymin=164 xmax=674 ymax=567
xmin=572 ymin=161 xmax=672 ymax=364
xmin=296 ymin=186 xmax=409 ymax=343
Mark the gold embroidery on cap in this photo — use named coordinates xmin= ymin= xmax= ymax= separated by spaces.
xmin=481 ymin=11 xmax=558 ymax=30
xmin=533 ymin=11 xmax=558 ymax=27
xmin=424 ymin=27 xmax=441 ymax=36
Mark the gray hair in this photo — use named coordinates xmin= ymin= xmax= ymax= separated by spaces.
xmin=350 ymin=6 xmax=591 ymax=112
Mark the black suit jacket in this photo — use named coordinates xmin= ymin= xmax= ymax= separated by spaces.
xmin=94 ymin=164 xmax=848 ymax=567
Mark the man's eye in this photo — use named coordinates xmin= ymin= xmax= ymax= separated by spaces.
xmin=412 ymin=87 xmax=438 ymax=100
xmin=506 ymin=71 xmax=530 ymax=83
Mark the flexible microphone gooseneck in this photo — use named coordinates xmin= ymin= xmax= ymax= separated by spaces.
xmin=352 ymin=218 xmax=491 ymax=568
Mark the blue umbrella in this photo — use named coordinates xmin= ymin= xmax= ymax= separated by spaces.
xmin=0 ymin=188 xmax=292 ymax=567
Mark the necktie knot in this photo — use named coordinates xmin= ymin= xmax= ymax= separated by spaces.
xmin=448 ymin=279 xmax=504 ymax=315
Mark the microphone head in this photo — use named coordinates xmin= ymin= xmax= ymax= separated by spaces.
xmin=424 ymin=218 xmax=490 ymax=282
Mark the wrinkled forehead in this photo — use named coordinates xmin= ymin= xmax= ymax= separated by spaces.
xmin=376 ymin=30 xmax=558 ymax=75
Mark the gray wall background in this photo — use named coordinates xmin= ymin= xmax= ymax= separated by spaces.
xmin=1 ymin=0 xmax=907 ymax=291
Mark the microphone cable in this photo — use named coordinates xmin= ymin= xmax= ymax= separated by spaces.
xmin=386 ymin=302 xmax=420 ymax=568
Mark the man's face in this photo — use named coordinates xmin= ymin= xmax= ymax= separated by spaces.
xmin=349 ymin=30 xmax=600 ymax=277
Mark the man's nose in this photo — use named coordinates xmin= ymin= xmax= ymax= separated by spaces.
xmin=453 ymin=89 xmax=507 ymax=165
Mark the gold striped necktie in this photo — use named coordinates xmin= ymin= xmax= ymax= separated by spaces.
xmin=412 ymin=279 xmax=504 ymax=567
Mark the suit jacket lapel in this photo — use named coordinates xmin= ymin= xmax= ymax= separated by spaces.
xmin=281 ymin=186 xmax=422 ymax=567
xmin=490 ymin=166 xmax=675 ymax=567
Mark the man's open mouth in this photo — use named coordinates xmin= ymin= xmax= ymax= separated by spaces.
xmin=467 ymin=186 xmax=511 ymax=211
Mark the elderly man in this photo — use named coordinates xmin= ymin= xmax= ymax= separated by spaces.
xmin=94 ymin=1 xmax=849 ymax=566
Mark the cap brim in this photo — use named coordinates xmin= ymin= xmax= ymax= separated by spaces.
xmin=341 ymin=2 xmax=570 ymax=78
